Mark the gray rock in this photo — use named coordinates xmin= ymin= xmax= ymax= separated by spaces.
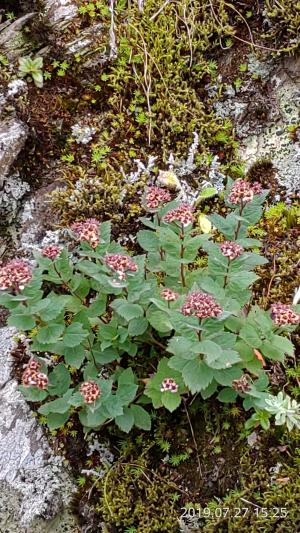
xmin=0 ymin=327 xmax=78 ymax=530
xmin=239 ymin=53 xmax=300 ymax=193
xmin=0 ymin=174 xmax=30 ymax=224
xmin=0 ymin=14 xmax=37 ymax=60
xmin=0 ymin=118 xmax=28 ymax=184
xmin=64 ymin=22 xmax=108 ymax=68
xmin=43 ymin=0 xmax=78 ymax=29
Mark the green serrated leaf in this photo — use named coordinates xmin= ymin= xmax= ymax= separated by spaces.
xmin=63 ymin=322 xmax=89 ymax=347
xmin=46 ymin=411 xmax=70 ymax=430
xmin=130 ymin=405 xmax=151 ymax=430
xmin=137 ymin=230 xmax=160 ymax=252
xmin=79 ymin=407 xmax=107 ymax=428
xmin=36 ymin=323 xmax=65 ymax=344
xmin=161 ymin=391 xmax=181 ymax=412
xmin=217 ymin=388 xmax=238 ymax=403
xmin=115 ymin=407 xmax=135 ymax=433
xmin=112 ymin=301 xmax=144 ymax=320
xmin=38 ymin=390 xmax=73 ymax=415
xmin=239 ymin=324 xmax=262 ymax=347
xmin=62 ymin=345 xmax=86 ymax=368
xmin=19 ymin=385 xmax=48 ymax=402
xmin=48 ymin=364 xmax=71 ymax=395
xmin=128 ymin=317 xmax=148 ymax=336
xmin=8 ymin=311 xmax=36 ymax=330
xmin=182 ymin=359 xmax=214 ymax=393
xmin=147 ymin=308 xmax=172 ymax=333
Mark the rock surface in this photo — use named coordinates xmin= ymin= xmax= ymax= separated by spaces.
xmin=0 ymin=118 xmax=29 ymax=224
xmin=43 ymin=0 xmax=78 ymax=28
xmin=0 ymin=327 xmax=78 ymax=531
xmin=0 ymin=13 xmax=37 ymax=60
xmin=214 ymin=51 xmax=300 ymax=194
xmin=239 ymin=54 xmax=300 ymax=194
xmin=0 ymin=118 xmax=28 ymax=183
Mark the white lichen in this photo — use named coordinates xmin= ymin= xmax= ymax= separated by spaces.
xmin=70 ymin=123 xmax=96 ymax=145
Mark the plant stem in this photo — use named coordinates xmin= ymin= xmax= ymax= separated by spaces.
xmin=180 ymin=226 xmax=186 ymax=287
xmin=184 ymin=400 xmax=202 ymax=477
xmin=223 ymin=258 xmax=230 ymax=289
xmin=149 ymin=333 xmax=167 ymax=351
xmin=234 ymin=203 xmax=245 ymax=240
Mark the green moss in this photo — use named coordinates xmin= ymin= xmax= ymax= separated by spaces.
xmin=264 ymin=0 xmax=300 ymax=51
xmin=50 ymin=166 xmax=146 ymax=225
xmin=94 ymin=0 xmax=239 ymax=160
xmin=94 ymin=439 xmax=180 ymax=532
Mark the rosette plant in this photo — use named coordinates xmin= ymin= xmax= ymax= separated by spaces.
xmin=0 ymin=180 xmax=299 ymax=433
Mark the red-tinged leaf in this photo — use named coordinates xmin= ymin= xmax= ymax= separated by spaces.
xmin=254 ymin=349 xmax=266 ymax=367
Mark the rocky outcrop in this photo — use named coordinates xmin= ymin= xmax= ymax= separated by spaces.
xmin=0 ymin=118 xmax=29 ymax=223
xmin=239 ymin=53 xmax=300 ymax=194
xmin=0 ymin=118 xmax=27 ymax=183
xmin=0 ymin=327 xmax=78 ymax=531
xmin=43 ymin=0 xmax=78 ymax=29
xmin=0 ymin=13 xmax=37 ymax=60
xmin=214 ymin=51 xmax=300 ymax=195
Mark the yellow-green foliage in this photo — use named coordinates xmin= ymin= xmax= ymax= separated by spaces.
xmin=265 ymin=0 xmax=300 ymax=50
xmin=95 ymin=445 xmax=179 ymax=531
xmin=50 ymin=166 xmax=146 ymax=225
xmin=95 ymin=0 xmax=237 ymax=160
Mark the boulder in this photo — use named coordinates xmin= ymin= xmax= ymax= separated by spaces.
xmin=0 ymin=327 xmax=78 ymax=531
xmin=0 ymin=13 xmax=37 ymax=60
xmin=43 ymin=0 xmax=78 ymax=29
xmin=0 ymin=118 xmax=28 ymax=184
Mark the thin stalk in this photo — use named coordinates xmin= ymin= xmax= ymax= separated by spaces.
xmin=184 ymin=400 xmax=202 ymax=477
xmin=223 ymin=258 xmax=230 ymax=289
xmin=180 ymin=225 xmax=186 ymax=287
xmin=234 ymin=203 xmax=245 ymax=240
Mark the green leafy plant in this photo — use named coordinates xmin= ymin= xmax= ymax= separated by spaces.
xmin=18 ymin=56 xmax=44 ymax=88
xmin=0 ymin=180 xmax=299 ymax=434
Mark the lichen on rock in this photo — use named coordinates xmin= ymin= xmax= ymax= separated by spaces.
xmin=0 ymin=327 xmax=77 ymax=530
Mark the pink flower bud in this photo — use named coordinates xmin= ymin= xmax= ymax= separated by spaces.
xmin=41 ymin=245 xmax=62 ymax=260
xmin=271 ymin=303 xmax=300 ymax=326
xmin=163 ymin=204 xmax=194 ymax=227
xmin=0 ymin=259 xmax=32 ymax=292
xmin=80 ymin=380 xmax=101 ymax=404
xmin=104 ymin=253 xmax=138 ymax=280
xmin=182 ymin=291 xmax=222 ymax=319
xmin=145 ymin=186 xmax=171 ymax=210
xmin=160 ymin=378 xmax=179 ymax=393
xmin=71 ymin=218 xmax=100 ymax=248
xmin=220 ymin=241 xmax=244 ymax=260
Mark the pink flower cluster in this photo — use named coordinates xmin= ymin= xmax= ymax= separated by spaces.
xmin=163 ymin=204 xmax=194 ymax=227
xmin=228 ymin=179 xmax=262 ymax=204
xmin=104 ymin=253 xmax=138 ymax=280
xmin=220 ymin=241 xmax=244 ymax=260
xmin=271 ymin=303 xmax=300 ymax=326
xmin=71 ymin=218 xmax=100 ymax=248
xmin=232 ymin=375 xmax=251 ymax=393
xmin=160 ymin=378 xmax=179 ymax=393
xmin=80 ymin=380 xmax=101 ymax=404
xmin=145 ymin=186 xmax=171 ymax=210
xmin=182 ymin=291 xmax=222 ymax=319
xmin=161 ymin=288 xmax=178 ymax=301
xmin=0 ymin=259 xmax=32 ymax=292
xmin=41 ymin=245 xmax=62 ymax=260
xmin=22 ymin=360 xmax=48 ymax=390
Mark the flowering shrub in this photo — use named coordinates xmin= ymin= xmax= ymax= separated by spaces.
xmin=0 ymin=178 xmax=299 ymax=433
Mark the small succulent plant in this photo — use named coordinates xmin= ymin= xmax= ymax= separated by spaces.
xmin=18 ymin=56 xmax=44 ymax=88
xmin=264 ymin=392 xmax=300 ymax=431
